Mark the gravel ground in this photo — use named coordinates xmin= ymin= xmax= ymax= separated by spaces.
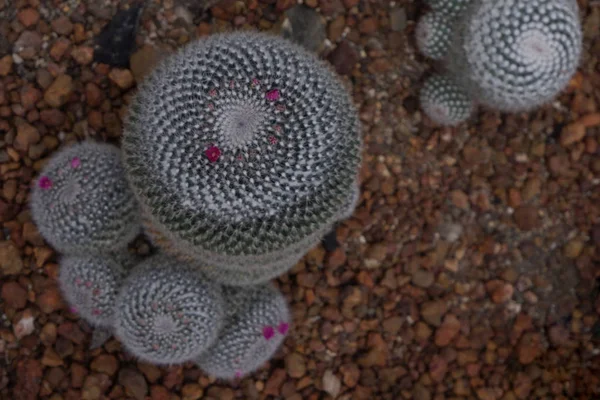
xmin=1 ymin=0 xmax=600 ymax=399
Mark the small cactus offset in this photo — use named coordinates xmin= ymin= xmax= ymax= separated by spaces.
xmin=448 ymin=0 xmax=582 ymax=112
xmin=415 ymin=12 xmax=454 ymax=60
xmin=419 ymin=74 xmax=474 ymax=126
xmin=30 ymin=141 xmax=141 ymax=254
xmin=114 ymin=255 xmax=224 ymax=365
xmin=195 ymin=284 xmax=290 ymax=379
xmin=425 ymin=0 xmax=473 ymax=17
xmin=123 ymin=32 xmax=362 ymax=283
xmin=59 ymin=253 xmax=128 ymax=328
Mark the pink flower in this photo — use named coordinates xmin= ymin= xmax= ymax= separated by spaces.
xmin=38 ymin=176 xmax=52 ymax=190
xmin=268 ymin=136 xmax=277 ymax=145
xmin=262 ymin=325 xmax=275 ymax=340
xmin=69 ymin=306 xmax=78 ymax=314
xmin=277 ymin=322 xmax=289 ymax=335
xmin=265 ymin=89 xmax=280 ymax=101
xmin=205 ymin=146 xmax=221 ymax=162
xmin=70 ymin=157 xmax=81 ymax=168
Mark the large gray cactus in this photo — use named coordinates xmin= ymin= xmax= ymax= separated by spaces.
xmin=447 ymin=0 xmax=582 ymax=112
xmin=195 ymin=284 xmax=290 ymax=379
xmin=114 ymin=255 xmax=225 ymax=365
xmin=123 ymin=32 xmax=361 ymax=284
xmin=30 ymin=142 xmax=141 ymax=253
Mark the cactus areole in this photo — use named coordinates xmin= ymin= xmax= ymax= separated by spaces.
xmin=123 ymin=32 xmax=362 ymax=266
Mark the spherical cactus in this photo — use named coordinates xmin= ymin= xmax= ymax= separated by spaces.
xmin=415 ymin=12 xmax=453 ymax=60
xmin=123 ymin=32 xmax=362 ymax=283
xmin=425 ymin=0 xmax=473 ymax=17
xmin=30 ymin=141 xmax=141 ymax=254
xmin=114 ymin=255 xmax=224 ymax=365
xmin=195 ymin=284 xmax=290 ymax=379
xmin=449 ymin=0 xmax=582 ymax=112
xmin=420 ymin=74 xmax=474 ymax=126
xmin=59 ymin=253 xmax=128 ymax=328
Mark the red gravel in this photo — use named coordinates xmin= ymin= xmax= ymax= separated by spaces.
xmin=1 ymin=0 xmax=600 ymax=399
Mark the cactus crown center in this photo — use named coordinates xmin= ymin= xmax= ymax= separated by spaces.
xmin=520 ymin=30 xmax=552 ymax=62
xmin=216 ymin=101 xmax=268 ymax=149
xmin=153 ymin=314 xmax=177 ymax=335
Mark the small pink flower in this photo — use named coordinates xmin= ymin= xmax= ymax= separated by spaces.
xmin=277 ymin=322 xmax=289 ymax=335
xmin=92 ymin=289 xmax=101 ymax=296
xmin=92 ymin=309 xmax=101 ymax=316
xmin=262 ymin=325 xmax=275 ymax=340
xmin=70 ymin=157 xmax=81 ymax=168
xmin=69 ymin=306 xmax=78 ymax=313
xmin=235 ymin=371 xmax=242 ymax=378
xmin=205 ymin=146 xmax=221 ymax=162
xmin=268 ymin=136 xmax=277 ymax=145
xmin=38 ymin=176 xmax=52 ymax=190
xmin=252 ymin=78 xmax=260 ymax=86
xmin=208 ymin=103 xmax=215 ymax=111
xmin=273 ymin=125 xmax=282 ymax=133
xmin=265 ymin=89 xmax=280 ymax=101
xmin=209 ymin=88 xmax=218 ymax=97
xmin=276 ymin=104 xmax=286 ymax=112
xmin=85 ymin=281 xmax=92 ymax=288
xmin=152 ymin=343 xmax=160 ymax=350
xmin=230 ymin=80 xmax=235 ymax=89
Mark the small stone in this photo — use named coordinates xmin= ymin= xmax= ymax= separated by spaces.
xmin=486 ymin=280 xmax=514 ymax=304
xmin=130 ymin=45 xmax=165 ymax=83
xmin=51 ymin=16 xmax=74 ymax=35
xmin=181 ymin=383 xmax=203 ymax=400
xmin=14 ymin=310 xmax=35 ymax=339
xmin=0 ymin=241 xmax=23 ymax=275
xmin=390 ymin=8 xmax=407 ymax=32
xmin=0 ymin=55 xmax=13 ymax=76
xmin=71 ymin=364 xmax=88 ymax=388
xmin=412 ymin=269 xmax=434 ymax=288
xmin=429 ymin=354 xmax=448 ymax=383
xmin=42 ymin=347 xmax=63 ymax=367
xmin=563 ymin=239 xmax=584 ymax=259
xmin=118 ymin=368 xmax=148 ymax=400
xmin=22 ymin=222 xmax=44 ymax=246
xmin=71 ymin=46 xmax=94 ymax=65
xmin=560 ymin=122 xmax=586 ymax=147
xmin=382 ymin=316 xmax=403 ymax=334
xmin=340 ymin=363 xmax=360 ymax=387
xmin=85 ymin=83 xmax=104 ymax=107
xmin=137 ymin=363 xmax=162 ymax=383
xmin=322 ymin=370 xmax=341 ymax=399
xmin=285 ymin=352 xmax=306 ymax=378
xmin=1 ymin=281 xmax=27 ymax=309
xmin=14 ymin=359 xmax=43 ymax=400
xmin=359 ymin=17 xmax=378 ymax=34
xmin=17 ymin=8 xmax=40 ymax=27
xmin=365 ymin=242 xmax=387 ymax=268
xmin=108 ymin=68 xmax=135 ymax=90
xmin=264 ymin=368 xmax=286 ymax=396
xmin=413 ymin=383 xmax=431 ymax=400
xmin=451 ymin=190 xmax=470 ymax=209
xmin=37 ymin=285 xmax=64 ymax=314
xmin=521 ymin=178 xmax=541 ymax=202
xmin=328 ymin=41 xmax=359 ymax=75
xmin=548 ymin=325 xmax=570 ymax=346
xmin=40 ymin=323 xmax=57 ymax=345
xmin=328 ymin=15 xmax=345 ymax=42
xmin=40 ymin=109 xmax=66 ymax=127
xmin=434 ymin=314 xmax=461 ymax=346
xmin=414 ymin=321 xmax=433 ymax=341
xmin=14 ymin=119 xmax=40 ymax=152
xmin=421 ymin=300 xmax=447 ymax=327
xmin=326 ymin=247 xmax=346 ymax=268
xmin=58 ymin=322 xmax=86 ymax=344
xmin=513 ymin=206 xmax=540 ymax=231
xmin=283 ymin=5 xmax=326 ymax=52
xmin=90 ymin=355 xmax=118 ymax=376
xmin=476 ymin=388 xmax=503 ymax=400
xmin=20 ymin=84 xmax=42 ymax=110
xmin=44 ymin=75 xmax=73 ymax=108
xmin=49 ymin=38 xmax=71 ymax=61
xmin=15 ymin=31 xmax=42 ymax=52
xmin=517 ymin=333 xmax=542 ymax=364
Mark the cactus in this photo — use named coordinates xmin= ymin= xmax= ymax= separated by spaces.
xmin=448 ymin=0 xmax=582 ymax=112
xmin=195 ymin=284 xmax=290 ymax=379
xmin=425 ymin=0 xmax=473 ymax=17
xmin=419 ymin=74 xmax=474 ymax=126
xmin=30 ymin=141 xmax=141 ymax=254
xmin=123 ymin=32 xmax=362 ymax=283
xmin=415 ymin=12 xmax=453 ymax=60
xmin=114 ymin=255 xmax=224 ymax=365
xmin=59 ymin=253 xmax=128 ymax=328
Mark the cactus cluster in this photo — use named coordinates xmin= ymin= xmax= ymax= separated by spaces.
xmin=59 ymin=253 xmax=128 ymax=328
xmin=123 ymin=32 xmax=361 ymax=285
xmin=416 ymin=0 xmax=582 ymax=124
xmin=195 ymin=284 xmax=290 ymax=379
xmin=114 ymin=256 xmax=225 ymax=365
xmin=30 ymin=141 xmax=141 ymax=253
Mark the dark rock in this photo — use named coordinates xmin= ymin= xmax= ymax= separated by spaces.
xmin=94 ymin=5 xmax=144 ymax=67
